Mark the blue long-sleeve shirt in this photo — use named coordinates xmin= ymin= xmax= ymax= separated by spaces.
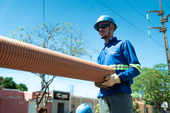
xmin=97 ymin=37 xmax=141 ymax=97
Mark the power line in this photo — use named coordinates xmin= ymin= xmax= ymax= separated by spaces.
xmin=97 ymin=0 xmax=164 ymax=49
xmin=55 ymin=77 xmax=97 ymax=89
xmin=162 ymin=0 xmax=170 ymax=15
xmin=59 ymin=77 xmax=93 ymax=85
xmin=124 ymin=0 xmax=155 ymax=27
xmin=162 ymin=0 xmax=170 ymax=44
xmin=43 ymin=0 xmax=45 ymax=24
xmin=124 ymin=0 xmax=170 ymax=44
xmin=163 ymin=0 xmax=170 ymax=9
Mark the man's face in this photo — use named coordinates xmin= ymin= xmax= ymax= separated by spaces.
xmin=97 ymin=22 xmax=111 ymax=39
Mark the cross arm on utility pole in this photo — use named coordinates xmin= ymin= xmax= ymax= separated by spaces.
xmin=147 ymin=0 xmax=170 ymax=70
xmin=147 ymin=10 xmax=159 ymax=13
xmin=147 ymin=10 xmax=164 ymax=15
xmin=148 ymin=27 xmax=167 ymax=32
xmin=148 ymin=27 xmax=161 ymax=29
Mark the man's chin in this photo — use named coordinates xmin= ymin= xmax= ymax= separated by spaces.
xmin=101 ymin=35 xmax=107 ymax=39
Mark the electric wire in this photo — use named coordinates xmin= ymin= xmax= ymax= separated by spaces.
xmin=56 ymin=77 xmax=97 ymax=89
xmin=162 ymin=0 xmax=170 ymax=48
xmin=124 ymin=0 xmax=170 ymax=43
xmin=56 ymin=77 xmax=95 ymax=88
xmin=124 ymin=0 xmax=155 ymax=27
xmin=97 ymin=0 xmax=164 ymax=49
xmin=163 ymin=0 xmax=170 ymax=9
xmin=43 ymin=0 xmax=45 ymax=24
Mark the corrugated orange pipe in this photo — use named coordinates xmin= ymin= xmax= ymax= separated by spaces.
xmin=0 ymin=36 xmax=115 ymax=82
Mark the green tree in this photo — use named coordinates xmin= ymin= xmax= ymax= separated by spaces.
xmin=3 ymin=77 xmax=17 ymax=89
xmin=95 ymin=104 xmax=99 ymax=113
xmin=9 ymin=22 xmax=89 ymax=58
xmin=131 ymin=63 xmax=170 ymax=113
xmin=17 ymin=83 xmax=28 ymax=91
xmin=9 ymin=22 xmax=90 ymax=85
xmin=132 ymin=92 xmax=141 ymax=113
xmin=3 ymin=77 xmax=28 ymax=91
xmin=9 ymin=22 xmax=91 ymax=108
xmin=133 ymin=102 xmax=140 ymax=113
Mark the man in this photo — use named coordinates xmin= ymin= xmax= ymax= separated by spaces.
xmin=94 ymin=15 xmax=141 ymax=113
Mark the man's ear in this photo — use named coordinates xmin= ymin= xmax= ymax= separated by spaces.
xmin=111 ymin=25 xmax=115 ymax=31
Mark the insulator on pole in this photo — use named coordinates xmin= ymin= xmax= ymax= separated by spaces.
xmin=147 ymin=13 xmax=149 ymax=20
xmin=148 ymin=30 xmax=151 ymax=37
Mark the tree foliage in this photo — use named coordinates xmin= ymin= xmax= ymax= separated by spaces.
xmin=9 ymin=22 xmax=91 ymax=87
xmin=131 ymin=92 xmax=141 ymax=113
xmin=3 ymin=77 xmax=28 ymax=91
xmin=131 ymin=63 xmax=170 ymax=113
xmin=3 ymin=77 xmax=17 ymax=89
xmin=133 ymin=102 xmax=141 ymax=113
xmin=9 ymin=22 xmax=90 ymax=58
xmin=17 ymin=83 xmax=28 ymax=91
xmin=8 ymin=22 xmax=91 ymax=107
xmin=95 ymin=104 xmax=99 ymax=113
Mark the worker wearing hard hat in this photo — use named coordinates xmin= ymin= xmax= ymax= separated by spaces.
xmin=94 ymin=15 xmax=141 ymax=113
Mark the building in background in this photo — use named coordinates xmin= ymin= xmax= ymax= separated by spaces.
xmin=0 ymin=89 xmax=31 ymax=113
xmin=0 ymin=88 xmax=162 ymax=113
xmin=0 ymin=88 xmax=98 ymax=113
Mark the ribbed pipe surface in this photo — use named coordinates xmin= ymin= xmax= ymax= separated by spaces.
xmin=0 ymin=36 xmax=115 ymax=82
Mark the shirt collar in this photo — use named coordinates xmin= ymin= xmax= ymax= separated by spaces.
xmin=104 ymin=37 xmax=117 ymax=46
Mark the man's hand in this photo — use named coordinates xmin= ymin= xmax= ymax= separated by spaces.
xmin=101 ymin=73 xmax=121 ymax=87
xmin=94 ymin=82 xmax=109 ymax=89
xmin=94 ymin=73 xmax=121 ymax=89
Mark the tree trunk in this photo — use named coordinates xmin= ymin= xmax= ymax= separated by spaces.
xmin=156 ymin=103 xmax=163 ymax=113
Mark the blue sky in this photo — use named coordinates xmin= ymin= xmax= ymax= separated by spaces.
xmin=0 ymin=0 xmax=170 ymax=98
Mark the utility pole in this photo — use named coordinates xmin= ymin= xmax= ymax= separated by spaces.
xmin=147 ymin=0 xmax=170 ymax=70
xmin=70 ymin=85 xmax=74 ymax=95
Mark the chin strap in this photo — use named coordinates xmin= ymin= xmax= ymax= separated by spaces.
xmin=103 ymin=23 xmax=112 ymax=39
xmin=108 ymin=23 xmax=112 ymax=37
